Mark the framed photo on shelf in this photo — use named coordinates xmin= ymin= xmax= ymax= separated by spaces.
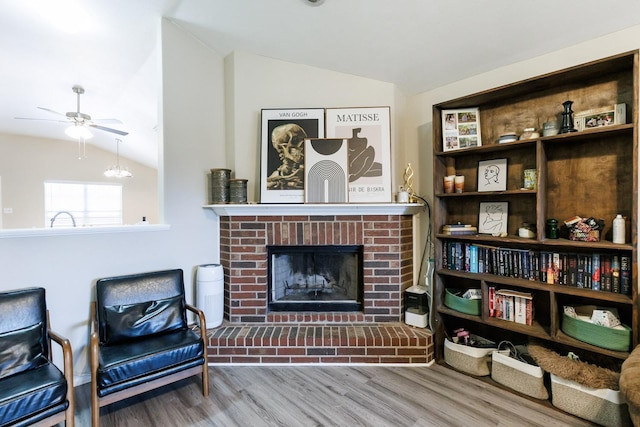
xmin=442 ymin=108 xmax=481 ymax=152
xmin=304 ymin=138 xmax=350 ymax=203
xmin=325 ymin=106 xmax=392 ymax=202
xmin=260 ymin=108 xmax=325 ymax=203
xmin=573 ymin=103 xmax=626 ymax=131
xmin=478 ymin=201 xmax=508 ymax=234
xmin=477 ymin=158 xmax=507 ymax=192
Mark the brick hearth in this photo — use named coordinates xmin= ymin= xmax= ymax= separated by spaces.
xmin=207 ymin=322 xmax=433 ymax=364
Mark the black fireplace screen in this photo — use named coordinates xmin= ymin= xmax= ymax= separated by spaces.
xmin=267 ymin=245 xmax=363 ymax=312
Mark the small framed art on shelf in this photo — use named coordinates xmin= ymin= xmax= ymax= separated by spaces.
xmin=477 ymin=158 xmax=507 ymax=192
xmin=478 ymin=201 xmax=508 ymax=234
xmin=442 ymin=108 xmax=481 ymax=152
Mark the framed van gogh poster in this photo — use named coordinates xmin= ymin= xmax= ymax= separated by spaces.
xmin=325 ymin=106 xmax=392 ymax=203
xmin=260 ymin=108 xmax=325 ymax=203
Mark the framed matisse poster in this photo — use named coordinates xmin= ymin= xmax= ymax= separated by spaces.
xmin=260 ymin=108 xmax=325 ymax=203
xmin=442 ymin=108 xmax=482 ymax=152
xmin=325 ymin=107 xmax=392 ymax=203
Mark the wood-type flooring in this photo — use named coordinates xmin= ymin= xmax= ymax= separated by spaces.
xmin=72 ymin=364 xmax=599 ymax=426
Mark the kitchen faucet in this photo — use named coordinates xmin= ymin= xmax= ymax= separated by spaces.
xmin=50 ymin=211 xmax=77 ymax=228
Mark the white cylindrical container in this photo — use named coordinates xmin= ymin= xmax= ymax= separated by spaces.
xmin=196 ymin=264 xmax=224 ymax=328
xmin=613 ymin=214 xmax=625 ymax=244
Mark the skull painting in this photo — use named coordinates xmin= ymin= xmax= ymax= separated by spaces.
xmin=267 ymin=123 xmax=307 ymax=190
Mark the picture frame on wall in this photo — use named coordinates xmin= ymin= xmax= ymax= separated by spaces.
xmin=477 ymin=158 xmax=507 ymax=192
xmin=260 ymin=108 xmax=325 ymax=203
xmin=478 ymin=201 xmax=508 ymax=234
xmin=442 ymin=108 xmax=482 ymax=152
xmin=304 ymin=138 xmax=350 ymax=203
xmin=325 ymin=106 xmax=392 ymax=203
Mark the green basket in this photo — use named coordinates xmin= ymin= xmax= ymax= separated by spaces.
xmin=561 ymin=307 xmax=631 ymax=352
xmin=444 ymin=288 xmax=481 ymax=316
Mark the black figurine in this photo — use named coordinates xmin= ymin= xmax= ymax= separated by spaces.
xmin=560 ymin=100 xmax=578 ymax=133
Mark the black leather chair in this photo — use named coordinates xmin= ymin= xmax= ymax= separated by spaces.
xmin=90 ymin=269 xmax=209 ymax=427
xmin=0 ymin=287 xmax=74 ymax=427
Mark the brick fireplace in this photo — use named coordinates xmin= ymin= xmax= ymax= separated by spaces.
xmin=220 ymin=213 xmax=413 ymax=323
xmin=207 ymin=204 xmax=433 ymax=365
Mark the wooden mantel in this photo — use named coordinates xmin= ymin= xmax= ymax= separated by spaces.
xmin=203 ymin=202 xmax=424 ymax=217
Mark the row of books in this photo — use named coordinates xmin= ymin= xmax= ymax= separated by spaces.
xmin=442 ymin=241 xmax=631 ymax=295
xmin=488 ymin=287 xmax=533 ymax=325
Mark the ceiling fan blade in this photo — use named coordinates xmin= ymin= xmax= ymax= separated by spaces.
xmin=14 ymin=117 xmax=68 ymax=123
xmin=92 ymin=118 xmax=123 ymax=125
xmin=37 ymin=107 xmax=67 ymax=117
xmin=89 ymin=124 xmax=129 ymax=136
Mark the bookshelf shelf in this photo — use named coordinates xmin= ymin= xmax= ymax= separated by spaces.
xmin=433 ymin=51 xmax=638 ymax=378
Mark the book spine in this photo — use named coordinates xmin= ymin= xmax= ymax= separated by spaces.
xmin=552 ymin=253 xmax=560 ymax=285
xmin=611 ymin=254 xmax=620 ymax=293
xmin=601 ymin=254 xmax=611 ymax=292
xmin=491 ymin=247 xmax=499 ymax=275
xmin=515 ymin=296 xmax=527 ymax=325
xmin=621 ymin=255 xmax=631 ymax=295
xmin=464 ymin=243 xmax=471 ymax=272
xmin=488 ymin=286 xmax=495 ymax=317
xmin=568 ymin=253 xmax=578 ymax=286
xmin=576 ymin=254 xmax=585 ymax=288
xmin=455 ymin=242 xmax=463 ymax=271
xmin=591 ymin=253 xmax=601 ymax=291
xmin=540 ymin=252 xmax=548 ymax=283
xmin=469 ymin=245 xmax=478 ymax=273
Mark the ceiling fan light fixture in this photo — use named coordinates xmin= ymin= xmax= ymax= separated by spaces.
xmin=65 ymin=123 xmax=93 ymax=140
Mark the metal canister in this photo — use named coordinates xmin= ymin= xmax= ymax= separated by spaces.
xmin=229 ymin=178 xmax=248 ymax=204
xmin=210 ymin=168 xmax=231 ymax=203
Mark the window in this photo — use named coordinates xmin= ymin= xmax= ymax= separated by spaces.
xmin=45 ymin=181 xmax=123 ymax=227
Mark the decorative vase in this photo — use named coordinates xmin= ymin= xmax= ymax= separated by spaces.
xmin=560 ymin=100 xmax=578 ymax=133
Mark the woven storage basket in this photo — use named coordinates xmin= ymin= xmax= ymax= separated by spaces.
xmin=561 ymin=306 xmax=631 ymax=352
xmin=444 ymin=288 xmax=481 ymax=315
xmin=491 ymin=347 xmax=548 ymax=399
xmin=444 ymin=338 xmax=499 ymax=376
xmin=551 ymin=374 xmax=631 ymax=427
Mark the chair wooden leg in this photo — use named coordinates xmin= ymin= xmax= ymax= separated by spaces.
xmin=91 ymin=378 xmax=100 ymax=427
xmin=202 ymin=364 xmax=209 ymax=397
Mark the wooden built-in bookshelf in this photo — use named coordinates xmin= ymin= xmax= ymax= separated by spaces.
xmin=432 ymin=51 xmax=638 ymax=376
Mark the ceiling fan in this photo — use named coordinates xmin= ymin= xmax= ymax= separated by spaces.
xmin=15 ymin=85 xmax=129 ymax=137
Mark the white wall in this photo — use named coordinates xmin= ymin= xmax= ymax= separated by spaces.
xmin=0 ymin=19 xmax=223 ymax=385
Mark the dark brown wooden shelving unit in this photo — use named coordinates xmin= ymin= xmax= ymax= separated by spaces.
xmin=432 ymin=50 xmax=639 ymax=377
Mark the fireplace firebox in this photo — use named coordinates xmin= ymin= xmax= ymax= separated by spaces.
xmin=268 ymin=245 xmax=363 ymax=312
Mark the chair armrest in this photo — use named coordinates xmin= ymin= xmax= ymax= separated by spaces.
xmin=185 ymin=304 xmax=208 ymax=357
xmin=90 ymin=301 xmax=100 ymax=380
xmin=185 ymin=303 xmax=207 ymax=332
xmin=48 ymin=327 xmax=75 ymax=414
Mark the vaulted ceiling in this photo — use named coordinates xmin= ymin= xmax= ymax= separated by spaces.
xmin=2 ymin=0 xmax=640 ymax=168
